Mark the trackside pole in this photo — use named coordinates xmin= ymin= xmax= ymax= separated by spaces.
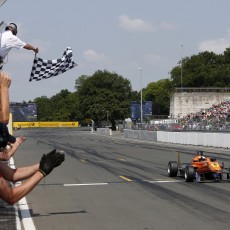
xmin=177 ymin=152 xmax=180 ymax=165
xmin=91 ymin=120 xmax=94 ymax=133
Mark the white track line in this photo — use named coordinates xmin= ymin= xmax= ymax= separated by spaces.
xmin=10 ymin=158 xmax=36 ymax=230
xmin=64 ymin=183 xmax=108 ymax=186
xmin=146 ymin=180 xmax=182 ymax=183
xmin=64 ymin=180 xmax=181 ymax=187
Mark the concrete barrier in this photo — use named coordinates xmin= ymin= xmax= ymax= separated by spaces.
xmin=97 ymin=128 xmax=112 ymax=136
xmin=96 ymin=128 xmax=230 ymax=148
xmin=123 ymin=129 xmax=230 ymax=149
xmin=123 ymin=129 xmax=158 ymax=141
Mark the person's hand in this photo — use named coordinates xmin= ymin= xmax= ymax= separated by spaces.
xmin=16 ymin=136 xmax=26 ymax=144
xmin=39 ymin=149 xmax=65 ymax=177
xmin=10 ymin=136 xmax=26 ymax=148
xmin=34 ymin=47 xmax=39 ymax=53
xmin=0 ymin=72 xmax=11 ymax=89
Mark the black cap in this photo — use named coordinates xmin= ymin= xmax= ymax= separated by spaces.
xmin=0 ymin=122 xmax=16 ymax=148
xmin=5 ymin=23 xmax=17 ymax=35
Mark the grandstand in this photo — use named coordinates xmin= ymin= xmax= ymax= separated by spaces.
xmin=170 ymin=88 xmax=230 ymax=119
xmin=10 ymin=102 xmax=37 ymax=122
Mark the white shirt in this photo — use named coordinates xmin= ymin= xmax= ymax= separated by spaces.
xmin=0 ymin=30 xmax=26 ymax=59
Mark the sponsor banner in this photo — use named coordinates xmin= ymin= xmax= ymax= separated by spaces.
xmin=13 ymin=122 xmax=39 ymax=128
xmin=39 ymin=122 xmax=59 ymax=127
xmin=57 ymin=122 xmax=78 ymax=127
xmin=13 ymin=122 xmax=79 ymax=128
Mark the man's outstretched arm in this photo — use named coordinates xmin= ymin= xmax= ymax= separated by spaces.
xmin=23 ymin=44 xmax=39 ymax=53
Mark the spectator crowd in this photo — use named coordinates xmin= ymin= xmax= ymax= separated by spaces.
xmin=124 ymin=100 xmax=230 ymax=132
xmin=180 ymin=100 xmax=230 ymax=131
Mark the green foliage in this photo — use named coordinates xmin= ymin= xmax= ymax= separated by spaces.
xmin=143 ymin=79 xmax=172 ymax=115
xmin=74 ymin=75 xmax=89 ymax=91
xmin=77 ymin=70 xmax=132 ymax=126
xmin=34 ymin=70 xmax=133 ymax=124
xmin=130 ymin=90 xmax=139 ymax=102
xmin=49 ymin=90 xmax=71 ymax=121
xmin=34 ymin=96 xmax=52 ymax=121
xmin=171 ymin=49 xmax=230 ymax=87
xmin=34 ymin=90 xmax=82 ymax=121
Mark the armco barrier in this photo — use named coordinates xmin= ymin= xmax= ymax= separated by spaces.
xmin=123 ymin=129 xmax=230 ymax=149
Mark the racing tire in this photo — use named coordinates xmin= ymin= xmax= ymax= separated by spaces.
xmin=167 ymin=161 xmax=178 ymax=177
xmin=185 ymin=166 xmax=194 ymax=182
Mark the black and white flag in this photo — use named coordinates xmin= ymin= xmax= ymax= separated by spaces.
xmin=29 ymin=47 xmax=77 ymax=82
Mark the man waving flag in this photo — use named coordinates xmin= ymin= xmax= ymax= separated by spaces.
xmin=29 ymin=47 xmax=77 ymax=82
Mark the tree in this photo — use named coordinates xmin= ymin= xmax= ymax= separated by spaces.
xmin=74 ymin=75 xmax=89 ymax=91
xmin=49 ymin=90 xmax=71 ymax=121
xmin=143 ymin=79 xmax=172 ymax=115
xmin=34 ymin=96 xmax=52 ymax=121
xmin=130 ymin=90 xmax=140 ymax=102
xmin=170 ymin=50 xmax=230 ymax=88
xmin=76 ymin=70 xmax=132 ymax=129
xmin=65 ymin=92 xmax=83 ymax=121
xmin=34 ymin=90 xmax=82 ymax=121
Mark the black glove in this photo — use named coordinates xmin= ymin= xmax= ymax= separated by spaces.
xmin=39 ymin=149 xmax=65 ymax=177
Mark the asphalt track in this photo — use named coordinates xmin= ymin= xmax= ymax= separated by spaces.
xmin=2 ymin=128 xmax=230 ymax=230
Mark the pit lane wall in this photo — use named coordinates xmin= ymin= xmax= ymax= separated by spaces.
xmin=123 ymin=129 xmax=230 ymax=149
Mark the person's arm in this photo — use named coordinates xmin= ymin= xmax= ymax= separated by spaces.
xmin=0 ymin=148 xmax=17 ymax=161
xmin=0 ymin=171 xmax=44 ymax=205
xmin=0 ymin=149 xmax=65 ymax=182
xmin=23 ymin=44 xmax=39 ymax=53
xmin=0 ymin=136 xmax=26 ymax=161
xmin=0 ymin=161 xmax=39 ymax=182
xmin=0 ymin=72 xmax=11 ymax=124
xmin=0 ymin=149 xmax=65 ymax=205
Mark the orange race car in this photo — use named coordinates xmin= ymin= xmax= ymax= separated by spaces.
xmin=167 ymin=151 xmax=230 ymax=182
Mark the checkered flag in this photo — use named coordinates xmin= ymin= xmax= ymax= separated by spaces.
xmin=29 ymin=47 xmax=77 ymax=82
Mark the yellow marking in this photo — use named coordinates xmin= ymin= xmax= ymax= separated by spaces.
xmin=117 ymin=158 xmax=126 ymax=161
xmin=80 ymin=159 xmax=87 ymax=163
xmin=177 ymin=152 xmax=181 ymax=165
xmin=120 ymin=176 xmax=132 ymax=182
xmin=93 ymin=160 xmax=114 ymax=162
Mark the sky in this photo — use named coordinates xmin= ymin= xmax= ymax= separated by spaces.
xmin=1 ymin=0 xmax=230 ymax=102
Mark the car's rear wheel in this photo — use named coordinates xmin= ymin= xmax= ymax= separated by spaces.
xmin=185 ymin=166 xmax=194 ymax=182
xmin=167 ymin=161 xmax=178 ymax=177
